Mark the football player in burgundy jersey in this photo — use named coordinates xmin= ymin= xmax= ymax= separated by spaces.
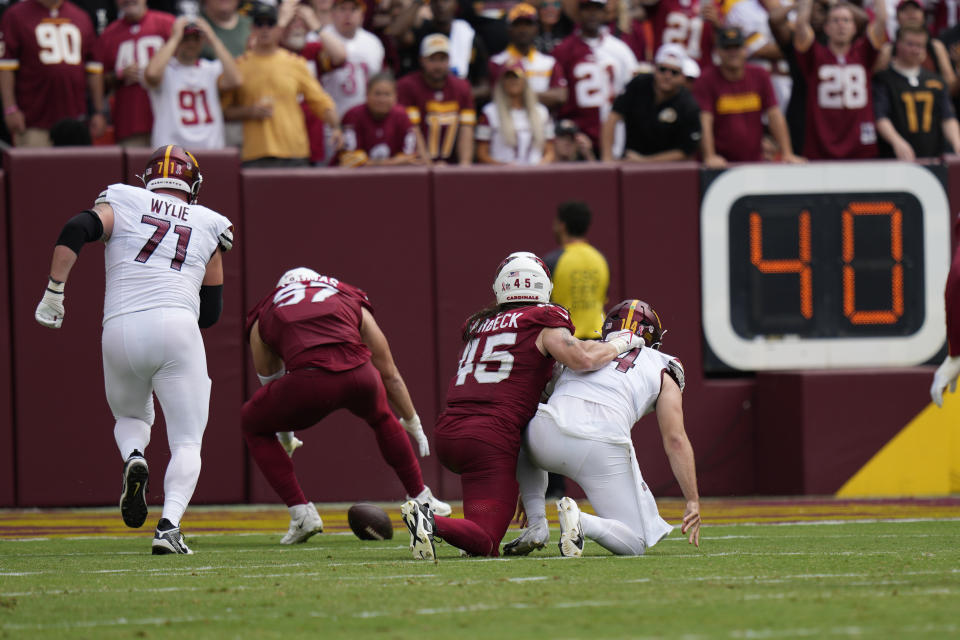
xmin=793 ymin=0 xmax=888 ymax=159
xmin=243 ymin=268 xmax=451 ymax=545
xmin=340 ymin=71 xmax=427 ymax=166
xmin=95 ymin=0 xmax=174 ymax=146
xmin=399 ymin=254 xmax=646 ymax=561
xmin=396 ymin=33 xmax=476 ymax=165
xmin=0 ymin=0 xmax=106 ymax=146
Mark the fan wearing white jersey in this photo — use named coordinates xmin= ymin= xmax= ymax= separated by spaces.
xmin=505 ymin=299 xmax=701 ymax=557
xmin=34 ymin=145 xmax=235 ymax=555
xmin=320 ymin=0 xmax=385 ymax=117
xmin=144 ymin=16 xmax=243 ymax=150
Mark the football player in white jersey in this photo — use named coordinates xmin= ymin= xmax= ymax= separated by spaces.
xmin=34 ymin=145 xmax=235 ymax=555
xmin=505 ymin=299 xmax=701 ymax=557
xmin=144 ymin=16 xmax=243 ymax=150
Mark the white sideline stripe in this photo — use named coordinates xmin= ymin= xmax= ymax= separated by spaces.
xmin=727 ymin=624 xmax=959 ymax=638
xmin=2 ymin=515 xmax=959 ymax=544
xmin=742 ymin=587 xmax=958 ymax=601
xmin=0 ymin=585 xmax=251 ymax=598
xmin=507 ymin=576 xmax=548 ymax=582
xmin=354 ymin=600 xmax=617 ymax=618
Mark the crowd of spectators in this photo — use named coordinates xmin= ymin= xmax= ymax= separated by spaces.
xmin=2 ymin=0 xmax=960 ymax=165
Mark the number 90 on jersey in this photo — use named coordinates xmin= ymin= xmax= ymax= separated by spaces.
xmin=700 ymin=163 xmax=951 ymax=372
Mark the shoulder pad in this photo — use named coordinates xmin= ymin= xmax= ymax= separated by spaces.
xmin=666 ymin=358 xmax=685 ymax=393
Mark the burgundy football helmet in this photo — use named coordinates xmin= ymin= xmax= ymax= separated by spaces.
xmin=139 ymin=145 xmax=203 ymax=204
xmin=602 ymin=299 xmax=664 ymax=349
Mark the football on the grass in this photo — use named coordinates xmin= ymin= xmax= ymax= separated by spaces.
xmin=347 ymin=503 xmax=394 ymax=541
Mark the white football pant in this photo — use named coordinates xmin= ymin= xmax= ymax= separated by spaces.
xmin=518 ymin=411 xmax=672 ymax=555
xmin=102 ymin=307 xmax=210 ymax=527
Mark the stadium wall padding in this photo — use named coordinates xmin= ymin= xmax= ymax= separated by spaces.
xmin=0 ymin=170 xmax=12 ymax=507
xmin=7 ymin=149 xmax=125 ymax=507
xmin=2 ymin=152 xmax=949 ymax=507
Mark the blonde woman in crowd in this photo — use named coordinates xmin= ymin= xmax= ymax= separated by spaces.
xmin=475 ymin=61 xmax=555 ymax=164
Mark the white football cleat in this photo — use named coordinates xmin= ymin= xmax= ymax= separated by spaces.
xmin=277 ymin=432 xmax=303 ymax=457
xmin=557 ymin=497 xmax=584 ymax=558
xmin=281 ymin=502 xmax=323 ymax=544
xmin=408 ymin=486 xmax=452 ymax=517
xmin=401 ymin=500 xmax=437 ymax=563
xmin=502 ymin=519 xmax=549 ymax=556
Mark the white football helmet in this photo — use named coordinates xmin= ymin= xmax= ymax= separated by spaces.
xmin=276 ymin=267 xmax=321 ymax=288
xmin=493 ymin=253 xmax=553 ymax=305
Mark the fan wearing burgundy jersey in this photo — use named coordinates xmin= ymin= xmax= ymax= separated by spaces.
xmin=0 ymin=0 xmax=105 ymax=147
xmin=793 ymin=0 xmax=888 ymax=159
xmin=243 ymin=268 xmax=451 ymax=546
xmin=396 ymin=33 xmax=476 ymax=165
xmin=640 ymin=0 xmax=719 ymax=73
xmin=95 ymin=0 xmax=174 ymax=146
xmin=399 ymin=253 xmax=646 ymax=561
xmin=552 ymin=0 xmax=639 ymax=151
xmin=340 ymin=71 xmax=425 ymax=166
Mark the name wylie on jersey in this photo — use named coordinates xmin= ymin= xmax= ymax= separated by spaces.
xmin=150 ymin=197 xmax=192 ymax=221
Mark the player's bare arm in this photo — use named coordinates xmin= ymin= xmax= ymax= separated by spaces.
xmin=249 ymin=320 xmax=284 ymax=377
xmin=537 ymin=326 xmax=642 ymax=370
xmin=360 ymin=308 xmax=415 ymax=419
xmin=35 ymin=202 xmax=115 ymax=329
xmin=656 ymin=375 xmax=701 ymax=547
xmin=360 ymin=307 xmax=430 ymax=456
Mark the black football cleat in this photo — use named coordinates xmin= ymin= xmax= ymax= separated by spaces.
xmin=119 ymin=450 xmax=149 ymax=528
xmin=152 ymin=518 xmax=193 ymax=555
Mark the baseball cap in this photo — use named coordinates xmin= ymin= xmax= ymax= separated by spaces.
xmin=654 ymin=43 xmax=689 ymax=70
xmin=897 ymin=0 xmax=923 ymax=10
xmin=183 ymin=22 xmax=203 ymax=37
xmin=502 ymin=59 xmax=525 ymax=77
xmin=717 ymin=26 xmax=744 ymax=48
xmin=507 ymin=3 xmax=538 ymax=23
xmin=683 ymin=57 xmax=700 ymax=79
xmin=579 ymin=0 xmax=607 ymax=6
xmin=251 ymin=2 xmax=278 ymax=26
xmin=556 ymin=119 xmax=579 ymax=137
xmin=420 ymin=33 xmax=451 ymax=57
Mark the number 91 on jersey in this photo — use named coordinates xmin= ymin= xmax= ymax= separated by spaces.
xmin=700 ymin=163 xmax=950 ymax=372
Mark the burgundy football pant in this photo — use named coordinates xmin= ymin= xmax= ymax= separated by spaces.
xmin=241 ymin=362 xmax=424 ymax=507
xmin=434 ymin=429 xmax=519 ymax=557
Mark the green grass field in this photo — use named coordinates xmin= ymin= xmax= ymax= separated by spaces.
xmin=1 ymin=507 xmax=959 ymax=640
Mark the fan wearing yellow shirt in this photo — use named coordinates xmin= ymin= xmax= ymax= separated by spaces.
xmin=221 ymin=2 xmax=341 ymax=166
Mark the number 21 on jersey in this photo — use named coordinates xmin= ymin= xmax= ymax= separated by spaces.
xmin=456 ymin=332 xmax=517 ymax=385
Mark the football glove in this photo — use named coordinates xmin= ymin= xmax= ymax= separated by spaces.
xmin=35 ymin=278 xmax=65 ymax=329
xmin=277 ymin=431 xmax=303 ymax=457
xmin=605 ymin=329 xmax=644 ymax=355
xmin=399 ymin=413 xmax=429 ymax=457
xmin=931 ymin=354 xmax=960 ymax=407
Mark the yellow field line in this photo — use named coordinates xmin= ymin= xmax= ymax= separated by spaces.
xmin=1 ymin=497 xmax=958 ymax=540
